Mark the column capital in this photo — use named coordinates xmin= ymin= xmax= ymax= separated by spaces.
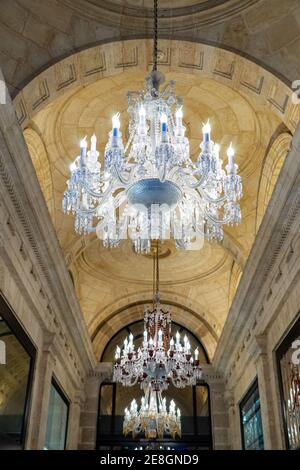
xmin=248 ymin=334 xmax=268 ymax=364
xmin=88 ymin=362 xmax=112 ymax=382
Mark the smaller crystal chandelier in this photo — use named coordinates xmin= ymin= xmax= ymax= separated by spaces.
xmin=113 ymin=243 xmax=202 ymax=391
xmin=123 ymin=387 xmax=181 ymax=440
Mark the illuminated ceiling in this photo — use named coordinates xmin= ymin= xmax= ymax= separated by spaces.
xmin=18 ymin=39 xmax=296 ymax=360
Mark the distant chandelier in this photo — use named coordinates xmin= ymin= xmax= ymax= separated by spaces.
xmin=113 ymin=243 xmax=202 ymax=392
xmin=62 ymin=0 xmax=242 ymax=253
xmin=123 ymin=387 xmax=181 ymax=440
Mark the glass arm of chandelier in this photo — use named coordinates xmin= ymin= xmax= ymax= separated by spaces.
xmin=184 ymin=166 xmax=211 ymax=190
xmin=80 ymin=179 xmax=116 ymax=200
xmin=196 ymin=187 xmax=227 ymax=205
xmin=204 ymin=206 xmax=232 ymax=225
xmin=112 ymin=161 xmax=133 ymax=186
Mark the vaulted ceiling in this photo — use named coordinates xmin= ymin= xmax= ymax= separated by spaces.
xmin=3 ymin=1 xmax=298 ymax=361
xmin=2 ymin=0 xmax=300 ymax=97
xmin=14 ymin=35 xmax=297 ymax=360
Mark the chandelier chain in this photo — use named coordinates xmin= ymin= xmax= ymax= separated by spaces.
xmin=153 ymin=0 xmax=158 ymax=71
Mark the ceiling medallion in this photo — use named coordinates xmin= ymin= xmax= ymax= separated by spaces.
xmin=62 ymin=1 xmax=243 ymax=253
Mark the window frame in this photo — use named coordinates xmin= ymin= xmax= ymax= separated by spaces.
xmin=276 ymin=313 xmax=300 ymax=450
xmin=0 ymin=295 xmax=36 ymax=449
xmin=239 ymin=378 xmax=264 ymax=450
xmin=45 ymin=377 xmax=70 ymax=450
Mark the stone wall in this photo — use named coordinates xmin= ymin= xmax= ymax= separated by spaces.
xmin=213 ymin=119 xmax=300 ymax=449
xmin=1 ymin=0 xmax=300 ymax=97
xmin=0 ymin=69 xmax=96 ymax=449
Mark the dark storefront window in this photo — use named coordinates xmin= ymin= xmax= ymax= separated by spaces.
xmin=44 ymin=380 xmax=69 ymax=450
xmin=0 ymin=297 xmax=35 ymax=449
xmin=277 ymin=316 xmax=300 ymax=450
xmin=240 ymin=379 xmax=264 ymax=450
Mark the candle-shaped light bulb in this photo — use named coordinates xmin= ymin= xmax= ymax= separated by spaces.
xmin=195 ymin=348 xmax=199 ymax=360
xmin=177 ymin=408 xmax=181 ymax=417
xmin=115 ymin=345 xmax=121 ymax=359
xmin=202 ymin=120 xmax=211 ymax=143
xmin=143 ymin=330 xmax=148 ymax=342
xmin=170 ymin=337 xmax=174 ymax=350
xmin=160 ymin=113 xmax=168 ymax=134
xmin=184 ymin=335 xmax=188 ymax=344
xmin=80 ymin=136 xmax=87 ymax=158
xmin=175 ymin=106 xmax=183 ymax=127
xmin=129 ymin=333 xmax=133 ymax=342
xmin=91 ymin=133 xmax=97 ymax=152
xmin=176 ymin=331 xmax=180 ymax=343
xmin=158 ymin=329 xmax=163 ymax=341
xmin=112 ymin=112 xmax=120 ymax=137
xmin=227 ymin=142 xmax=235 ymax=168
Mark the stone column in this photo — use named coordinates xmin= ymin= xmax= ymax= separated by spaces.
xmin=25 ymin=332 xmax=56 ymax=450
xmin=79 ymin=363 xmax=112 ymax=450
xmin=225 ymin=389 xmax=241 ymax=449
xmin=250 ymin=335 xmax=278 ymax=449
xmin=202 ymin=364 xmax=230 ymax=449
xmin=66 ymin=390 xmax=85 ymax=449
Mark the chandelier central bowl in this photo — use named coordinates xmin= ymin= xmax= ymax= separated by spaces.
xmin=126 ymin=178 xmax=182 ymax=208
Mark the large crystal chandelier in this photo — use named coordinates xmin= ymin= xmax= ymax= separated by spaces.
xmin=113 ymin=243 xmax=202 ymax=392
xmin=123 ymin=387 xmax=181 ymax=440
xmin=62 ymin=0 xmax=242 ymax=253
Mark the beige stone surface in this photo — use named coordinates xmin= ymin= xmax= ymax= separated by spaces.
xmin=17 ymin=39 xmax=295 ymax=362
xmin=0 ymin=0 xmax=300 ymax=96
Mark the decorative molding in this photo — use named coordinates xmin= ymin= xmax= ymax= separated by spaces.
xmin=84 ymin=52 xmax=106 ymax=76
xmin=115 ymin=46 xmax=138 ymax=68
xmin=32 ymin=79 xmax=50 ymax=111
xmin=240 ymin=76 xmax=264 ymax=95
xmin=56 ymin=63 xmax=77 ymax=91
xmin=13 ymin=40 xmax=293 ymax=132
xmin=148 ymin=47 xmax=172 ymax=67
xmin=15 ymin=98 xmax=28 ymax=125
xmin=268 ymin=87 xmax=289 ymax=114
xmin=213 ymin=61 xmax=235 ymax=80
xmin=178 ymin=51 xmax=204 ymax=70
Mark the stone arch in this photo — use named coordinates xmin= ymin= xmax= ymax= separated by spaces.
xmin=14 ymin=39 xmax=299 ymax=134
xmin=91 ymin=299 xmax=219 ymax=362
xmin=256 ymin=131 xmax=293 ymax=232
xmin=23 ymin=127 xmax=55 ymax=224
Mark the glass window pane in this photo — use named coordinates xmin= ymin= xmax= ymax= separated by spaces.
xmin=196 ymin=385 xmax=210 ymax=438
xmin=44 ymin=382 xmax=69 ymax=450
xmin=0 ymin=316 xmax=32 ymax=449
xmin=240 ymin=380 xmax=264 ymax=450
xmin=278 ymin=330 xmax=300 ymax=450
xmin=98 ymin=384 xmax=113 ymax=436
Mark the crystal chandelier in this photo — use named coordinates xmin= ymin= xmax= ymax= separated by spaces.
xmin=62 ymin=0 xmax=242 ymax=253
xmin=123 ymin=387 xmax=181 ymax=440
xmin=113 ymin=243 xmax=202 ymax=392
